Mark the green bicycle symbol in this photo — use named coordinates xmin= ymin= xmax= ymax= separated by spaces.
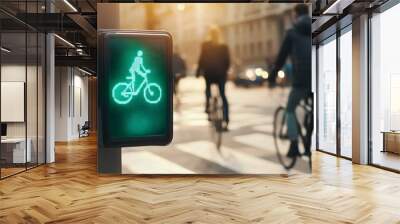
xmin=112 ymin=50 xmax=162 ymax=105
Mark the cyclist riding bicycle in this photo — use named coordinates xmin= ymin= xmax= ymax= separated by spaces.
xmin=197 ymin=25 xmax=231 ymax=131
xmin=270 ymin=4 xmax=312 ymax=158
xmin=172 ymin=48 xmax=187 ymax=96
xmin=129 ymin=50 xmax=151 ymax=84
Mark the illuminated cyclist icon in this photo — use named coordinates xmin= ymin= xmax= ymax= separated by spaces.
xmin=112 ymin=50 xmax=162 ymax=104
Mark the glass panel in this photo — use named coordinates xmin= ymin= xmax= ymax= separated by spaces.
xmin=1 ymin=30 xmax=27 ymax=177
xmin=312 ymin=45 xmax=317 ymax=151
xmin=0 ymin=1 xmax=46 ymax=178
xmin=27 ymin=31 xmax=38 ymax=169
xmin=371 ymin=4 xmax=400 ymax=171
xmin=26 ymin=0 xmax=39 ymax=169
xmin=339 ymin=29 xmax=352 ymax=158
xmin=38 ymin=33 xmax=45 ymax=165
xmin=318 ymin=37 xmax=337 ymax=154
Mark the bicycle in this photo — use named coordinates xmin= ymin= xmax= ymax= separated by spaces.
xmin=112 ymin=70 xmax=162 ymax=105
xmin=273 ymin=94 xmax=313 ymax=171
xmin=208 ymin=87 xmax=224 ymax=151
xmin=173 ymin=74 xmax=184 ymax=112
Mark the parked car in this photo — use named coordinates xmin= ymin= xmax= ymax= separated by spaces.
xmin=234 ymin=67 xmax=269 ymax=87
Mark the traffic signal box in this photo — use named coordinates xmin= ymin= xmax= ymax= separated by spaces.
xmin=98 ymin=31 xmax=173 ymax=150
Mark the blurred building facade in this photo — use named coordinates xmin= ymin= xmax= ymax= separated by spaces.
xmin=98 ymin=4 xmax=148 ymax=30
xmin=148 ymin=4 xmax=295 ymax=74
xmin=222 ymin=4 xmax=294 ymax=73
xmin=151 ymin=4 xmax=227 ymax=72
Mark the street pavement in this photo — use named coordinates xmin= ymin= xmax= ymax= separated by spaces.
xmin=122 ymin=77 xmax=310 ymax=174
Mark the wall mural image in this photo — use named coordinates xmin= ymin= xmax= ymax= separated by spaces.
xmin=97 ymin=3 xmax=313 ymax=175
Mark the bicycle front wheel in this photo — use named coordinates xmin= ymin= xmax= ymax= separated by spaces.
xmin=273 ymin=106 xmax=296 ymax=170
xmin=144 ymin=83 xmax=162 ymax=104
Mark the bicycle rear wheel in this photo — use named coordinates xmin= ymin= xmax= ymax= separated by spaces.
xmin=274 ymin=106 xmax=296 ymax=170
xmin=300 ymin=108 xmax=313 ymax=172
xmin=295 ymin=105 xmax=309 ymax=156
xmin=210 ymin=96 xmax=223 ymax=150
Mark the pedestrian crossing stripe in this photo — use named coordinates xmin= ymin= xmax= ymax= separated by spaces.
xmin=175 ymin=140 xmax=286 ymax=174
xmin=234 ymin=133 xmax=275 ymax=151
xmin=122 ymin=150 xmax=195 ymax=174
xmin=252 ymin=124 xmax=274 ymax=133
xmin=229 ymin=116 xmax=273 ymax=130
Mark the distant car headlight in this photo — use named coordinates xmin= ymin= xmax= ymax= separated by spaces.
xmin=255 ymin=68 xmax=263 ymax=76
xmin=278 ymin=70 xmax=285 ymax=79
xmin=246 ymin=69 xmax=256 ymax=81
xmin=255 ymin=68 xmax=269 ymax=79
xmin=261 ymin=71 xmax=269 ymax=79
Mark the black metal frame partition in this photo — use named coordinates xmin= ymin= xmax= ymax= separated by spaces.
xmin=315 ymin=19 xmax=353 ymax=160
xmin=0 ymin=1 xmax=47 ymax=180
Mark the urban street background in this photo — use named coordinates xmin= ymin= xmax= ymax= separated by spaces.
xmin=122 ymin=77 xmax=310 ymax=174
xmin=97 ymin=3 xmax=310 ymax=174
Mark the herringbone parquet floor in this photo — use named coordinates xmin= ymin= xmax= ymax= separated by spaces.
xmin=1 ymin=135 xmax=400 ymax=223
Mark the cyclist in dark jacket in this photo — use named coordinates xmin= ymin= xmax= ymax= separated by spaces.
xmin=172 ymin=50 xmax=187 ymax=96
xmin=271 ymin=4 xmax=312 ymax=158
xmin=197 ymin=26 xmax=231 ymax=130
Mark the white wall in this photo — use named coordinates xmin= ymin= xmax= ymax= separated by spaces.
xmin=1 ymin=65 xmax=31 ymax=138
xmin=55 ymin=67 xmax=89 ymax=141
xmin=55 ymin=67 xmax=69 ymax=141
xmin=71 ymin=73 xmax=89 ymax=138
